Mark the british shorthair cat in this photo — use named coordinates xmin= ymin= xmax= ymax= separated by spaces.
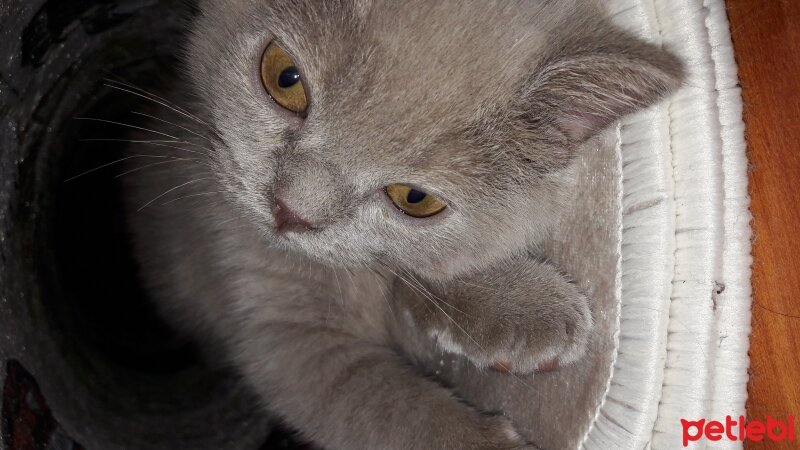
xmin=123 ymin=0 xmax=683 ymax=448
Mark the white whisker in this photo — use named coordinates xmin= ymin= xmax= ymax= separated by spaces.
xmin=81 ymin=138 xmax=209 ymax=157
xmin=367 ymin=267 xmax=396 ymax=321
xmin=131 ymin=111 xmax=216 ymax=145
xmin=332 ymin=267 xmax=346 ymax=310
xmin=160 ymin=190 xmax=226 ymax=206
xmin=401 ymin=269 xmax=475 ymax=319
xmin=64 ymin=154 xmax=180 ymax=182
xmin=115 ymin=158 xmax=197 ymax=179
xmin=75 ymin=117 xmax=179 ymax=140
xmin=103 ymin=80 xmax=209 ymax=127
xmin=137 ymin=177 xmax=213 ymax=211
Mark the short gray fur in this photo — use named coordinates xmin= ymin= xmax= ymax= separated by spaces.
xmin=124 ymin=1 xmax=683 ymax=448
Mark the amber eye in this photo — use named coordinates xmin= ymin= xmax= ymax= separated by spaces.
xmin=385 ymin=184 xmax=447 ymax=218
xmin=261 ymin=41 xmax=308 ymax=114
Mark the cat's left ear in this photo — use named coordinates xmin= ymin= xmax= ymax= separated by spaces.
xmin=522 ymin=25 xmax=685 ymax=146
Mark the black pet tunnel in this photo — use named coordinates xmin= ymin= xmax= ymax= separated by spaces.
xmin=0 ymin=1 xmax=290 ymax=448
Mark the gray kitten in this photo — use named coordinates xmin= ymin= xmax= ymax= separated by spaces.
xmin=123 ymin=0 xmax=683 ymax=448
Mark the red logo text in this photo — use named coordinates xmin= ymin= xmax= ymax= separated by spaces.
xmin=681 ymin=416 xmax=795 ymax=446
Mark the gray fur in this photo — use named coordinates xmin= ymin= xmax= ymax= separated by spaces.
xmin=123 ymin=0 xmax=683 ymax=448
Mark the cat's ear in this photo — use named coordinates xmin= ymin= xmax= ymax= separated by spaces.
xmin=522 ymin=26 xmax=684 ymax=145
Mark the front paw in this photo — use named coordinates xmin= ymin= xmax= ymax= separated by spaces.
xmin=398 ymin=260 xmax=592 ymax=374
xmin=467 ymin=285 xmax=591 ymax=375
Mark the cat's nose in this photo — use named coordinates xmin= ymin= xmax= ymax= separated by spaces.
xmin=272 ymin=197 xmax=315 ymax=233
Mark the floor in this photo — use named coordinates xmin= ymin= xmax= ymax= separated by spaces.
xmin=726 ymin=1 xmax=800 ymax=449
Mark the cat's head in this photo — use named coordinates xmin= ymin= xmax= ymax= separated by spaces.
xmin=186 ymin=0 xmax=683 ymax=279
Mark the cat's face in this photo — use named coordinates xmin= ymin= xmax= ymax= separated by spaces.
xmin=187 ymin=0 xmax=682 ymax=279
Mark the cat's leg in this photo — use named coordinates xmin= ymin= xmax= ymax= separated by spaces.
xmin=228 ymin=287 xmax=534 ymax=450
xmin=395 ymin=257 xmax=592 ymax=374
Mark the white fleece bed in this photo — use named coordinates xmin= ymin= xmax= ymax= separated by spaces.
xmin=584 ymin=0 xmax=752 ymax=448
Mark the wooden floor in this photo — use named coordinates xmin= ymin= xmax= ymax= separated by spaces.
xmin=726 ymin=0 xmax=800 ymax=449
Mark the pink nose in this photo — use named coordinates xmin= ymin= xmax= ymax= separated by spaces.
xmin=272 ymin=198 xmax=314 ymax=233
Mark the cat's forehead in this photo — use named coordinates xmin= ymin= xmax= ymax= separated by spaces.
xmin=194 ymin=0 xmax=591 ymax=181
xmin=275 ymin=1 xmax=554 ymax=97
xmin=258 ymin=1 xmax=573 ymax=153
xmin=233 ymin=0 xmax=578 ymax=120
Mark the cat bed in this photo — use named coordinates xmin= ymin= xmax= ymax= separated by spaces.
xmin=586 ymin=1 xmax=752 ymax=447
xmin=0 ymin=0 xmax=751 ymax=449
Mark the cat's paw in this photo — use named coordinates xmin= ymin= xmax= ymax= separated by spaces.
xmin=399 ymin=260 xmax=593 ymax=375
xmin=478 ymin=287 xmax=592 ymax=375
xmin=429 ymin=286 xmax=591 ymax=375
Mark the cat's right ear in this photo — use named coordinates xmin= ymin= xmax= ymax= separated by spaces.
xmin=518 ymin=24 xmax=685 ymax=147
